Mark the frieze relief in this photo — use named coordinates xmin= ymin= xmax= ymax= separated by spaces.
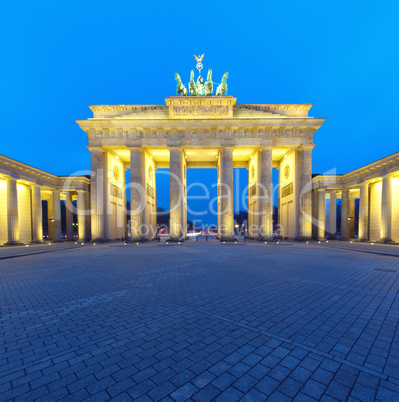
xmin=172 ymin=105 xmax=230 ymax=117
xmin=87 ymin=127 xmax=315 ymax=141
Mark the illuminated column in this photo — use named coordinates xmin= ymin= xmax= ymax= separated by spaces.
xmin=348 ymin=191 xmax=356 ymax=238
xmin=317 ymin=190 xmax=326 ymax=239
xmin=48 ymin=194 xmax=54 ymax=240
xmin=328 ymin=190 xmax=337 ymax=236
xmin=380 ymin=174 xmax=392 ymax=242
xmin=130 ymin=147 xmax=145 ymax=241
xmin=359 ymin=182 xmax=369 ymax=240
xmin=217 ymin=153 xmax=223 ymax=238
xmin=259 ymin=147 xmax=273 ymax=239
xmin=341 ymin=189 xmax=349 ymax=240
xmin=220 ymin=147 xmax=234 ymax=241
xmin=6 ymin=177 xmax=21 ymax=245
xmin=123 ymin=166 xmax=128 ymax=239
xmin=90 ymin=148 xmax=105 ymax=241
xmin=299 ymin=147 xmax=313 ymax=239
xmin=65 ymin=192 xmax=74 ymax=241
xmin=169 ymin=148 xmax=184 ymax=241
xmin=52 ymin=190 xmax=62 ymax=241
xmin=182 ymin=157 xmax=187 ymax=239
xmin=77 ymin=191 xmax=87 ymax=241
xmin=31 ymin=185 xmax=43 ymax=243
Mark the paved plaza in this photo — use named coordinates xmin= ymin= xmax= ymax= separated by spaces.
xmin=0 ymin=241 xmax=398 ymax=401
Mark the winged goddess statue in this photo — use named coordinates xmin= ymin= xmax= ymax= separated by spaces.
xmin=194 ymin=54 xmax=204 ymax=75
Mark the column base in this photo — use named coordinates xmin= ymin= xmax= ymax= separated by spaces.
xmin=297 ymin=237 xmax=312 ymax=242
xmin=379 ymin=238 xmax=394 ymax=243
xmin=30 ymin=240 xmax=46 ymax=244
xmin=167 ymin=237 xmax=184 ymax=243
xmin=220 ymin=237 xmax=237 ymax=243
xmin=4 ymin=241 xmax=23 ymax=246
xmin=91 ymin=238 xmax=106 ymax=242
xmin=258 ymin=236 xmax=274 ymax=242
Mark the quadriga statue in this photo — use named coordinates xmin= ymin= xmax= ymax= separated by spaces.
xmin=216 ymin=72 xmax=228 ymax=96
xmin=174 ymin=73 xmax=187 ymax=96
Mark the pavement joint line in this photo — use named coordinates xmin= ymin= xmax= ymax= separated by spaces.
xmin=0 ymin=246 xmax=90 ymax=260
xmin=316 ymin=244 xmax=399 ymax=258
xmin=134 ymin=286 xmax=390 ymax=381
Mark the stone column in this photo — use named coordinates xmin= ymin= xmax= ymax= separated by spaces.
xmin=348 ymin=191 xmax=356 ymax=238
xmin=299 ymin=147 xmax=313 ymax=239
xmin=90 ymin=149 xmax=105 ymax=241
xmin=312 ymin=189 xmax=318 ymax=239
xmin=380 ymin=174 xmax=392 ymax=242
xmin=47 ymin=195 xmax=54 ymax=240
xmin=217 ymin=153 xmax=223 ymax=238
xmin=169 ymin=148 xmax=184 ymax=241
xmin=123 ymin=166 xmax=128 ymax=239
xmin=6 ymin=177 xmax=21 ymax=245
xmin=341 ymin=189 xmax=349 ymax=240
xmin=259 ymin=147 xmax=273 ymax=240
xmin=65 ymin=193 xmax=74 ymax=241
xmin=130 ymin=147 xmax=146 ymax=241
xmin=328 ymin=190 xmax=337 ymax=237
xmin=220 ymin=147 xmax=234 ymax=241
xmin=31 ymin=185 xmax=43 ymax=243
xmin=182 ymin=157 xmax=187 ymax=239
xmin=52 ymin=190 xmax=62 ymax=241
xmin=317 ymin=190 xmax=326 ymax=240
xmin=358 ymin=182 xmax=369 ymax=240
xmin=77 ymin=191 xmax=87 ymax=242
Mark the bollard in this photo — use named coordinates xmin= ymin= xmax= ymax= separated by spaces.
xmin=206 ymin=235 xmax=208 ymax=242
xmin=196 ymin=236 xmax=199 ymax=242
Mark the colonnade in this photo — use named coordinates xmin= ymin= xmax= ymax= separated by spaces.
xmin=89 ymin=144 xmax=315 ymax=242
xmin=315 ymin=172 xmax=398 ymax=242
xmin=0 ymin=175 xmax=90 ymax=245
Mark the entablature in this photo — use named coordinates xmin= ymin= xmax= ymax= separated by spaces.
xmin=0 ymin=154 xmax=90 ymax=192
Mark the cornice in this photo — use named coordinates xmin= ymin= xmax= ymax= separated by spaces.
xmin=0 ymin=154 xmax=90 ymax=190
xmin=312 ymin=152 xmax=399 ymax=189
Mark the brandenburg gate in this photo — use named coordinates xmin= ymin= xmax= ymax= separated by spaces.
xmin=76 ymin=93 xmax=325 ymax=242
xmin=3 ymin=59 xmax=399 ymax=245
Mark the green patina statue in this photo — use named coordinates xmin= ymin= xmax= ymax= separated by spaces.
xmin=189 ymin=70 xmax=197 ymax=96
xmin=216 ymin=72 xmax=228 ymax=96
xmin=174 ymin=73 xmax=187 ymax=96
xmin=205 ymin=69 xmax=213 ymax=96
xmin=175 ymin=58 xmax=228 ymax=96
xmin=196 ymin=76 xmax=205 ymax=96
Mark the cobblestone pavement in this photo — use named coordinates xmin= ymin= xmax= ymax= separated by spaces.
xmin=0 ymin=241 xmax=398 ymax=401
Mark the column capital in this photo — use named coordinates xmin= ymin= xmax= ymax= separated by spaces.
xmin=129 ymin=146 xmax=143 ymax=152
xmin=299 ymin=145 xmax=315 ymax=151
xmin=87 ymin=146 xmax=106 ymax=153
xmin=382 ymin=172 xmax=395 ymax=179
xmin=259 ymin=146 xmax=273 ymax=152
xmin=169 ymin=147 xmax=184 ymax=153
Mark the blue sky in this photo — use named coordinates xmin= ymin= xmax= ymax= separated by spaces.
xmin=1 ymin=1 xmax=398 ymax=224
